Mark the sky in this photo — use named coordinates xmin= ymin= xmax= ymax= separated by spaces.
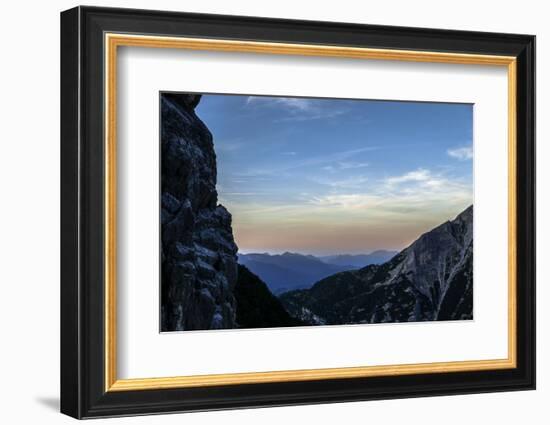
xmin=195 ymin=94 xmax=473 ymax=255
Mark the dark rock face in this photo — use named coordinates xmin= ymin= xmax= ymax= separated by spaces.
xmin=280 ymin=206 xmax=473 ymax=324
xmin=161 ymin=93 xmax=239 ymax=331
xmin=234 ymin=265 xmax=304 ymax=329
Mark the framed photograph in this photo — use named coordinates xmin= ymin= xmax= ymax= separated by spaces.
xmin=60 ymin=6 xmax=535 ymax=419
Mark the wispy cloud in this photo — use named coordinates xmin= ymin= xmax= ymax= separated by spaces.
xmin=229 ymin=167 xmax=470 ymax=219
xmin=245 ymin=96 xmax=349 ymax=122
xmin=447 ymin=146 xmax=473 ymax=161
xmin=274 ymin=97 xmax=313 ymax=111
xmin=223 ymin=165 xmax=472 ymax=252
xmin=246 ymin=96 xmax=312 ymax=112
xmin=304 ymin=167 xmax=470 ymax=212
xmin=309 ymin=193 xmax=378 ymax=209
xmin=308 ymin=189 xmax=471 ymax=215
xmin=221 ymin=192 xmax=262 ymax=196
xmin=323 ymin=161 xmax=369 ymax=173
xmin=234 ymin=146 xmax=378 ymax=179
xmin=311 ymin=175 xmax=369 ymax=189
xmin=309 ymin=172 xmax=471 ymax=213
xmin=385 ymin=168 xmax=431 ymax=186
xmin=384 ymin=168 xmax=465 ymax=195
xmin=274 ymin=109 xmax=346 ymax=123
xmin=339 ymin=161 xmax=369 ymax=170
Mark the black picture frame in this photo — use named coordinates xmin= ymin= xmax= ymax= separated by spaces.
xmin=61 ymin=5 xmax=535 ymax=419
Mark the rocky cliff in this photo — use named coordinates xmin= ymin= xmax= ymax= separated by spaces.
xmin=280 ymin=206 xmax=473 ymax=324
xmin=161 ymin=93 xmax=239 ymax=331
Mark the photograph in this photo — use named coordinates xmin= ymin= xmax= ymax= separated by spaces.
xmin=57 ymin=4 xmax=536 ymax=419
xmin=160 ymin=92 xmax=474 ymax=332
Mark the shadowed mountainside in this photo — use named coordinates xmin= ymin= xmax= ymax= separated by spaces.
xmin=234 ymin=265 xmax=304 ymax=328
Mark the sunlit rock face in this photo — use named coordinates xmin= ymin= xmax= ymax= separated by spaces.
xmin=161 ymin=93 xmax=238 ymax=331
xmin=280 ymin=206 xmax=473 ymax=324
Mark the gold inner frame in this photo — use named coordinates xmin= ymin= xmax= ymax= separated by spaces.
xmin=104 ymin=33 xmax=518 ymax=392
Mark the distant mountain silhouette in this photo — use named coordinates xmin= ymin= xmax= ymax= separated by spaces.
xmin=237 ymin=252 xmax=355 ymax=294
xmin=237 ymin=250 xmax=398 ymax=295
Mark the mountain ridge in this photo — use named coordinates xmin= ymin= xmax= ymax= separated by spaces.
xmin=238 ymin=250 xmax=396 ymax=294
xmin=280 ymin=206 xmax=473 ymax=324
xmin=319 ymin=250 xmax=398 ymax=268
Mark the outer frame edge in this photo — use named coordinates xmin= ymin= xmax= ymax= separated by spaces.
xmin=60 ymin=5 xmax=83 ymax=420
xmin=65 ymin=5 xmax=536 ymax=419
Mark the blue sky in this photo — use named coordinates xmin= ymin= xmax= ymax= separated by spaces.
xmin=195 ymin=94 xmax=473 ymax=255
